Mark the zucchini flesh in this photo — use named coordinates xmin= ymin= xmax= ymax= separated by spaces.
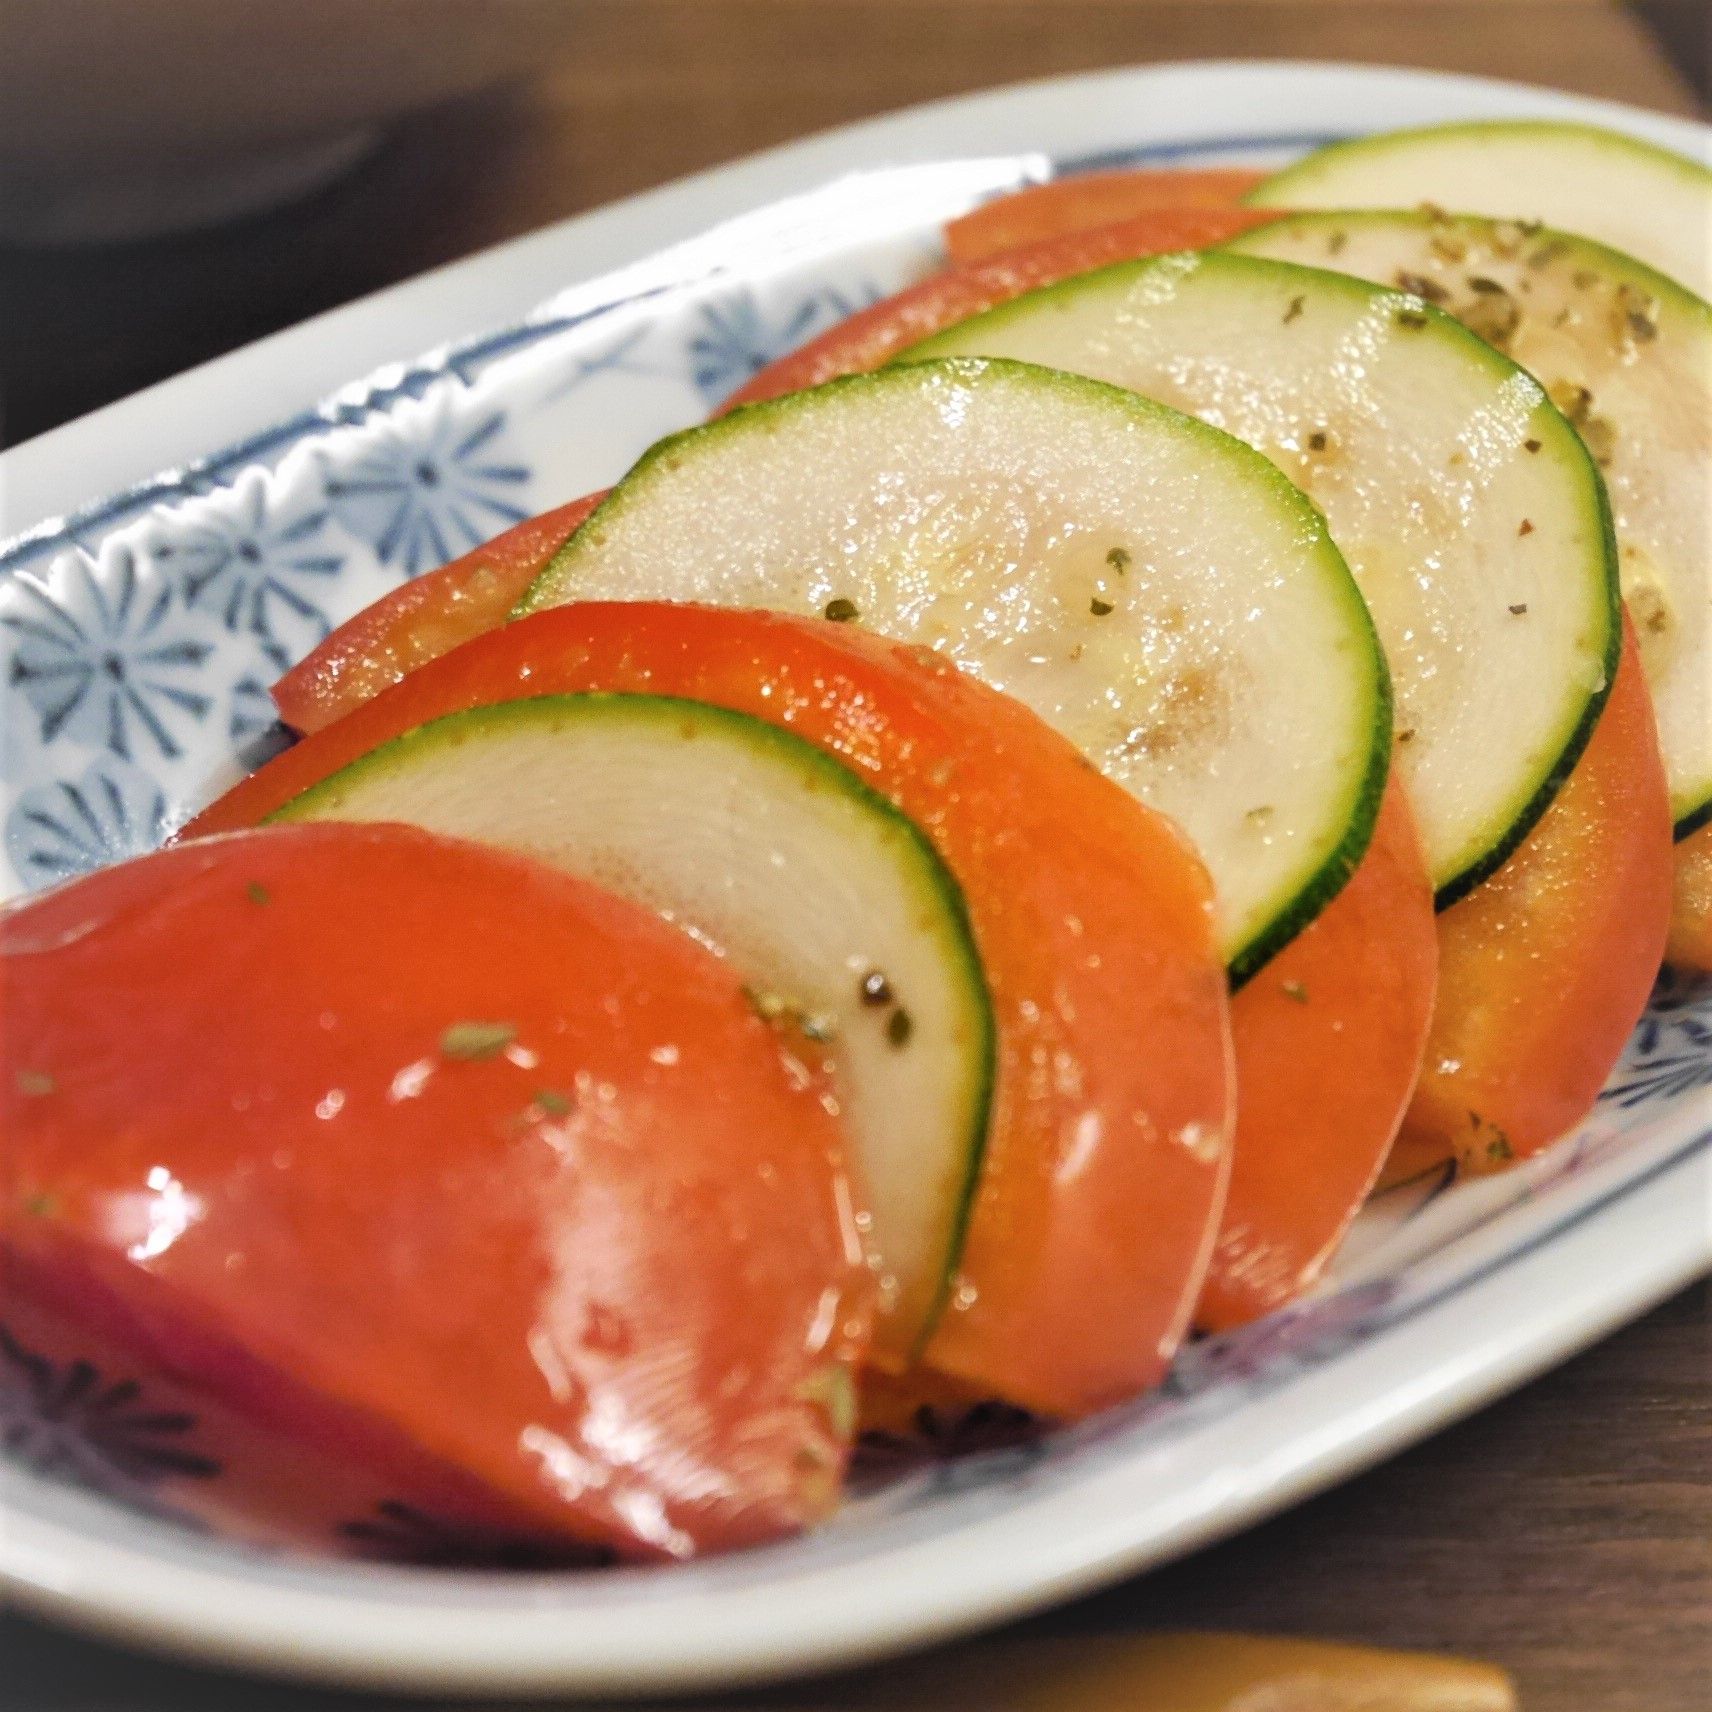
xmin=523 ymin=357 xmax=1389 ymax=981
xmin=911 ymin=253 xmax=1619 ymax=904
xmin=1249 ymin=120 xmax=1712 ymax=303
xmin=271 ymin=693 xmax=995 ymax=1363
xmin=1229 ymin=210 xmax=1711 ymax=836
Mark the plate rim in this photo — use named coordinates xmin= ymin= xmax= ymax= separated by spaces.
xmin=2 ymin=56 xmax=1709 ymax=1697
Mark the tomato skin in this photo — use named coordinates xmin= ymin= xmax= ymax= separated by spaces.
xmin=271 ymin=493 xmax=606 ymax=735
xmin=188 ymin=604 xmax=1235 ymax=1420
xmin=944 ymin=169 xmax=1269 ymax=262
xmin=271 ymin=205 xmax=1273 ymax=740
xmin=1390 ymin=621 xmax=1672 ymax=1178
xmin=1200 ymin=777 xmax=1437 ymax=1330
xmin=3 ymin=823 xmax=869 ymax=1559
xmin=720 ymin=206 xmax=1277 ymax=411
xmin=1667 ymin=818 xmax=1712 ymax=971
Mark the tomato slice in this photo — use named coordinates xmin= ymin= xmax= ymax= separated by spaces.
xmin=1201 ymin=777 xmax=1437 ymax=1330
xmin=271 ymin=493 xmax=606 ymax=735
xmin=944 ymin=168 xmax=1268 ymax=262
xmin=721 ymin=206 xmax=1277 ymax=411
xmin=1389 ymin=619 xmax=1673 ymax=1178
xmin=3 ymin=822 xmax=870 ymax=1560
xmin=1667 ymin=817 xmax=1712 ymax=972
xmin=187 ymin=603 xmax=1235 ymax=1419
xmin=273 ymin=209 xmax=1272 ymax=739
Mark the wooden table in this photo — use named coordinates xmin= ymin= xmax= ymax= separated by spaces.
xmin=2 ymin=5 xmax=1707 ymax=1707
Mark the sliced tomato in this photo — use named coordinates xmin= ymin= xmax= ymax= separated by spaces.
xmin=187 ymin=603 xmax=1235 ymax=1419
xmin=3 ymin=822 xmax=870 ymax=1560
xmin=270 ymin=493 xmax=606 ymax=735
xmin=1388 ymin=620 xmax=1672 ymax=1179
xmin=1667 ymin=817 xmax=1712 ymax=971
xmin=721 ymin=206 xmax=1278 ymax=411
xmin=276 ymin=212 xmax=1273 ymax=740
xmin=1200 ymin=776 xmax=1437 ymax=1330
xmin=944 ymin=168 xmax=1268 ymax=262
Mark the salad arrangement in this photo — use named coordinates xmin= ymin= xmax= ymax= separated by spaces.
xmin=5 ymin=119 xmax=1707 ymax=1567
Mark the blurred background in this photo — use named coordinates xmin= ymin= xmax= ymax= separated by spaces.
xmin=0 ymin=0 xmax=1705 ymax=447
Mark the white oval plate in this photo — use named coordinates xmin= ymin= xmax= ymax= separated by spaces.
xmin=1 ymin=59 xmax=1708 ymax=1699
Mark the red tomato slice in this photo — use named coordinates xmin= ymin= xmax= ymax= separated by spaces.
xmin=1201 ymin=777 xmax=1437 ymax=1330
xmin=3 ymin=823 xmax=870 ymax=1560
xmin=944 ymin=168 xmax=1269 ymax=263
xmin=1389 ymin=619 xmax=1673 ymax=1178
xmin=1667 ymin=818 xmax=1712 ymax=972
xmin=721 ymin=206 xmax=1278 ymax=411
xmin=271 ymin=493 xmax=606 ymax=736
xmin=272 ymin=209 xmax=1272 ymax=740
xmin=187 ymin=603 xmax=1235 ymax=1420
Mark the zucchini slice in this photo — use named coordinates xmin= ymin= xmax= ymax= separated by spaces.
xmin=1249 ymin=120 xmax=1712 ymax=302
xmin=269 ymin=693 xmax=995 ymax=1364
xmin=1229 ymin=210 xmax=1711 ymax=836
xmin=909 ymin=252 xmax=1619 ymax=904
xmin=522 ymin=357 xmax=1388 ymax=981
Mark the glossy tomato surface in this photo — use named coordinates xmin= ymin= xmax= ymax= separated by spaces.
xmin=2 ymin=823 xmax=870 ymax=1559
xmin=190 ymin=604 xmax=1235 ymax=1419
xmin=271 ymin=493 xmax=606 ymax=736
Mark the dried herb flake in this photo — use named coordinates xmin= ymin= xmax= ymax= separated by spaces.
xmin=440 ymin=1021 xmax=518 ymax=1061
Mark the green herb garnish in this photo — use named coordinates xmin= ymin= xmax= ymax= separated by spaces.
xmin=440 ymin=1021 xmax=518 ymax=1061
xmin=823 ymin=597 xmax=860 ymax=623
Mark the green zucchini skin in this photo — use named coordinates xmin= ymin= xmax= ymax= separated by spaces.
xmin=1247 ymin=120 xmax=1712 ymax=302
xmin=906 ymin=255 xmax=1620 ymax=911
xmin=1227 ymin=207 xmax=1708 ymax=841
xmin=271 ymin=690 xmax=996 ymax=1357
xmin=523 ymin=356 xmax=1391 ymax=986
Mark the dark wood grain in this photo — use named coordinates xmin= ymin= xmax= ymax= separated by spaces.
xmin=1 ymin=6 xmax=1707 ymax=1708
xmin=0 ymin=0 xmax=1701 ymax=446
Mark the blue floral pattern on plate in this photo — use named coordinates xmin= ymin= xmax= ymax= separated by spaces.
xmin=0 ymin=124 xmax=1706 ymax=1570
xmin=322 ymin=395 xmax=532 ymax=577
xmin=4 ymin=547 xmax=220 ymax=763
xmin=5 ymin=756 xmax=170 ymax=888
xmin=144 ymin=472 xmax=343 ymax=671
xmin=686 ymin=283 xmax=882 ymax=403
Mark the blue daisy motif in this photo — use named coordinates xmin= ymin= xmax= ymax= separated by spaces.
xmin=323 ymin=392 xmax=532 ymax=578
xmin=228 ymin=672 xmax=282 ymax=744
xmin=145 ymin=473 xmax=342 ymax=669
xmin=5 ymin=757 xmax=170 ymax=887
xmin=227 ymin=673 xmax=298 ymax=773
xmin=1159 ymin=1277 xmax=1402 ymax=1402
xmin=1603 ymin=968 xmax=1712 ymax=1109
xmin=1 ymin=1324 xmax=218 ymax=1510
xmin=2 ymin=546 xmax=219 ymax=762
xmin=686 ymin=283 xmax=881 ymax=404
